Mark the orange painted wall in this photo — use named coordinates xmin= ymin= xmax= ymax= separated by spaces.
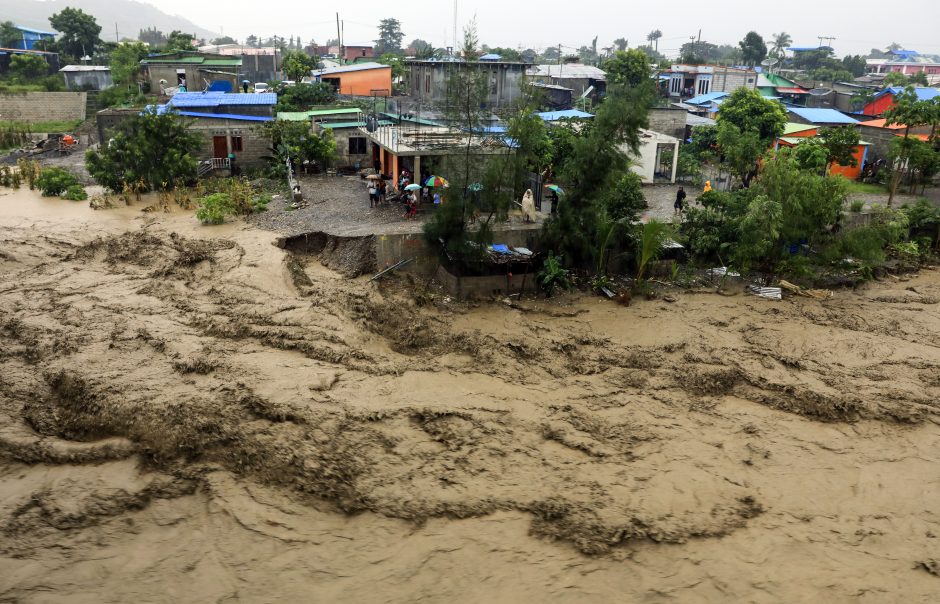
xmin=829 ymin=145 xmax=868 ymax=180
xmin=322 ymin=67 xmax=392 ymax=96
xmin=788 ymin=127 xmax=818 ymax=137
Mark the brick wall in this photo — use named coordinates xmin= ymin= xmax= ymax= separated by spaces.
xmin=0 ymin=92 xmax=87 ymax=122
xmin=648 ymin=107 xmax=688 ymax=139
xmin=187 ymin=119 xmax=271 ymax=167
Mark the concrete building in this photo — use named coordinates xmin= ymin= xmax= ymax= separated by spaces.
xmin=168 ymin=91 xmax=277 ymax=118
xmin=408 ymin=59 xmax=533 ymax=109
xmin=527 ymin=64 xmax=606 ymax=103
xmin=313 ymin=62 xmax=393 ymax=96
xmin=664 ymin=65 xmax=758 ymax=99
xmin=140 ymin=52 xmax=242 ymax=93
xmin=858 ymin=118 xmax=934 ymax=161
xmin=276 ymin=106 xmax=389 ymax=168
xmin=199 ymin=44 xmax=281 ymax=83
xmin=60 ymin=65 xmax=112 ymax=91
xmin=624 ymin=129 xmax=680 ymax=184
xmin=861 ymin=86 xmax=940 ymax=117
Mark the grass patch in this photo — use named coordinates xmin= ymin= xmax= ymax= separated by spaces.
xmin=844 ymin=181 xmax=888 ymax=195
xmin=0 ymin=119 xmax=83 ymax=133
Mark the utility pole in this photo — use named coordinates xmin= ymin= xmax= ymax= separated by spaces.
xmin=453 ymin=0 xmax=458 ymax=56
xmin=336 ymin=13 xmax=342 ymax=63
xmin=115 ymin=22 xmax=119 ymax=43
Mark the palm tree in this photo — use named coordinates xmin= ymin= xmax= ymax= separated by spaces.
xmin=613 ymin=37 xmax=628 ymax=52
xmin=770 ymin=32 xmax=792 ymax=59
xmin=646 ymin=30 xmax=663 ymax=53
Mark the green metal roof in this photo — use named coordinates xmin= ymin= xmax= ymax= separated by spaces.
xmin=277 ymin=107 xmax=362 ymax=121
xmin=202 ymin=59 xmax=242 ymax=66
xmin=783 ymin=122 xmax=816 ymax=135
xmin=321 ymin=120 xmax=392 ymax=129
xmin=141 ymin=56 xmax=241 ymax=66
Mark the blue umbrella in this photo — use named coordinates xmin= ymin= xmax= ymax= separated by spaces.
xmin=546 ymin=184 xmax=564 ymax=195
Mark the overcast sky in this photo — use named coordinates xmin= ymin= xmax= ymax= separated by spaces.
xmin=150 ymin=0 xmax=939 ymax=57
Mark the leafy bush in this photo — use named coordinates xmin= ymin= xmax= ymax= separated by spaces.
xmin=35 ymin=167 xmax=80 ymax=196
xmin=273 ymin=82 xmax=337 ymax=113
xmin=195 ymin=193 xmax=235 ymax=225
xmin=62 ymin=184 xmax=88 ymax=201
xmin=537 ymin=252 xmax=572 ymax=296
xmin=850 ymin=200 xmax=865 ymax=212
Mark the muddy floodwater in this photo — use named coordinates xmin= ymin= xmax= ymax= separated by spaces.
xmin=1 ymin=187 xmax=939 ymax=602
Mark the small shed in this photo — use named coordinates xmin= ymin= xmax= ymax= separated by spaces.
xmin=61 ymin=65 xmax=112 ymax=90
xmin=625 ymin=128 xmax=680 ymax=184
xmin=312 ymin=62 xmax=393 ymax=97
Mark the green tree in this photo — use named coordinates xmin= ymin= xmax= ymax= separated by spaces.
xmin=461 ymin=18 xmax=479 ymax=60
xmin=85 ymin=109 xmax=201 ymax=191
xmin=842 ymin=55 xmax=867 ymax=77
xmin=273 ymin=82 xmax=336 ymax=112
xmin=244 ymin=34 xmax=259 ymax=48
xmin=211 ymin=36 xmax=237 ymax=45
xmin=0 ymin=21 xmax=21 ymax=48
xmin=49 ymin=7 xmax=102 ymax=59
xmin=281 ymin=51 xmax=314 ymax=81
xmin=613 ymin=38 xmax=628 ymax=52
xmin=376 ymin=53 xmax=405 ymax=82
xmin=9 ymin=54 xmax=49 ymax=80
xmin=908 ymin=71 xmax=929 ymax=86
xmin=883 ymin=71 xmax=908 ymax=87
xmin=374 ymin=18 xmax=404 ymax=55
xmin=263 ymin=120 xmax=336 ymax=175
xmin=884 ymin=86 xmax=940 ymax=203
xmin=602 ymin=49 xmax=651 ymax=88
xmin=165 ymin=30 xmax=197 ymax=52
xmin=819 ymin=126 xmax=860 ymax=169
xmin=715 ymin=88 xmax=787 ymax=187
xmin=646 ymin=30 xmax=663 ymax=53
xmin=109 ymin=41 xmax=148 ymax=84
xmin=738 ymin=31 xmax=767 ymax=66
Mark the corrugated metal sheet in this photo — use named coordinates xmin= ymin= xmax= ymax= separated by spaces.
xmin=169 ymin=92 xmax=277 ymax=108
xmin=788 ymin=107 xmax=859 ymax=124
xmin=528 ymin=64 xmax=607 ymax=80
xmin=320 ymin=120 xmax=392 ymax=129
xmin=685 ymin=92 xmax=730 ymax=106
xmin=877 ymin=86 xmax=940 ymax=101
xmin=313 ymin=62 xmax=390 ymax=76
xmin=536 ymin=109 xmax=594 ymax=121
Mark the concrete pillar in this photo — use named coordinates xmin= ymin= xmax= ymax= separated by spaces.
xmin=670 ymin=142 xmax=679 ymax=184
xmin=413 ymin=155 xmax=422 ymax=181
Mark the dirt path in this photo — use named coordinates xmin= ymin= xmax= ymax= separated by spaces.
xmin=1 ymin=188 xmax=939 ymax=602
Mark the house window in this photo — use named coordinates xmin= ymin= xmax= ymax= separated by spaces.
xmin=348 ymin=137 xmax=367 ymax=155
xmin=425 ymin=74 xmax=431 ymax=94
xmin=231 ymin=136 xmax=244 ymax=152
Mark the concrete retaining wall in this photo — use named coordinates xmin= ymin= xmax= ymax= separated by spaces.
xmin=0 ymin=92 xmax=87 ymax=122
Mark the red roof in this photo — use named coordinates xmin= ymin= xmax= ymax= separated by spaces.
xmin=777 ymin=87 xmax=809 ymax=94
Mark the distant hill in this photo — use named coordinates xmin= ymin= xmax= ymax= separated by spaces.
xmin=1 ymin=0 xmax=217 ymax=43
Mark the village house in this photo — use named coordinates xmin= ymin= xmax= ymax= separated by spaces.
xmin=756 ymin=72 xmax=810 ymax=106
xmin=276 ymin=106 xmax=390 ymax=169
xmin=164 ymin=92 xmax=276 ymax=169
xmin=861 ymin=86 xmax=940 ymax=117
xmin=857 ymin=118 xmax=934 ymax=162
xmin=626 ymin=129 xmax=681 ymax=184
xmin=5 ymin=25 xmax=56 ymax=51
xmin=527 ymin=63 xmax=606 ymax=104
xmin=408 ymin=58 xmax=532 ymax=109
xmin=60 ymin=65 xmax=112 ymax=91
xmin=140 ymin=51 xmax=243 ymax=93
xmin=312 ymin=62 xmax=393 ymax=96
xmin=199 ymin=44 xmax=281 ymax=84
xmin=316 ymin=44 xmax=375 ymax=62
xmin=663 ymin=64 xmax=758 ymax=99
xmin=774 ymin=122 xmax=870 ymax=180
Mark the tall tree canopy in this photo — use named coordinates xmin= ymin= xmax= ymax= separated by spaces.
xmin=165 ymin=31 xmax=197 ymax=52
xmin=374 ymin=18 xmax=404 ymax=54
xmin=738 ymin=31 xmax=767 ymax=66
xmin=716 ymin=87 xmax=787 ymax=187
xmin=603 ymin=49 xmax=651 ymax=88
xmin=0 ymin=21 xmax=21 ymax=48
xmin=281 ymin=51 xmax=314 ymax=81
xmin=85 ymin=109 xmax=201 ymax=191
xmin=769 ymin=32 xmax=792 ymax=59
xmin=49 ymin=8 xmax=102 ymax=58
xmin=108 ymin=41 xmax=149 ymax=84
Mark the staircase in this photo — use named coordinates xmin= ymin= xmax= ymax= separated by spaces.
xmin=198 ymin=158 xmax=231 ymax=178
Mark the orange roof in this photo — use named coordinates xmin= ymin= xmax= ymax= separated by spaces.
xmin=860 ymin=118 xmax=906 ymax=130
xmin=896 ymin=133 xmax=931 ymax=141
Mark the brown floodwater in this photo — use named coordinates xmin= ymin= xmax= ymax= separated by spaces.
xmin=1 ymin=188 xmax=939 ymax=602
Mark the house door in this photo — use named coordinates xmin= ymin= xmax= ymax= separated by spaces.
xmin=213 ymin=136 xmax=228 ymax=159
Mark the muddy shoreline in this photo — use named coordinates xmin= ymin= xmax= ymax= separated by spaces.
xmin=1 ymin=188 xmax=939 ymax=602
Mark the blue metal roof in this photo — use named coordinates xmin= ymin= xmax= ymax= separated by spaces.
xmin=536 ymin=109 xmax=594 ymax=121
xmin=788 ymin=107 xmax=859 ymax=125
xmin=177 ymin=111 xmax=273 ymax=122
xmin=479 ymin=54 xmax=502 ymax=61
xmin=14 ymin=26 xmax=57 ymax=36
xmin=168 ymin=92 xmax=277 ymax=108
xmin=876 ymin=86 xmax=940 ymax=101
xmin=685 ymin=91 xmax=730 ymax=106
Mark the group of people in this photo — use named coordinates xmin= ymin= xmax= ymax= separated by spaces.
xmin=366 ymin=168 xmax=445 ymax=220
xmin=367 ymin=178 xmax=388 ymax=208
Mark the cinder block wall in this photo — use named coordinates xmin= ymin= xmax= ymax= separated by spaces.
xmin=648 ymin=107 xmax=688 ymax=139
xmin=0 ymin=92 xmax=87 ymax=122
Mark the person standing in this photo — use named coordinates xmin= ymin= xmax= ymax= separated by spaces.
xmin=674 ymin=186 xmax=686 ymax=215
xmin=368 ymin=182 xmax=377 ymax=208
xmin=703 ymin=180 xmax=712 ymax=194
